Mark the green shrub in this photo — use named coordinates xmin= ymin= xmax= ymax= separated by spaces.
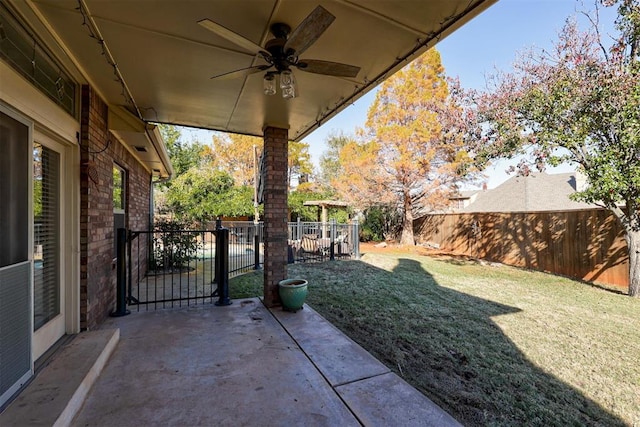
xmin=360 ymin=205 xmax=401 ymax=242
xmin=151 ymin=218 xmax=202 ymax=271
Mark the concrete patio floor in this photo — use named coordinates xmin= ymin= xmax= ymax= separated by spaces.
xmin=2 ymin=298 xmax=461 ymax=426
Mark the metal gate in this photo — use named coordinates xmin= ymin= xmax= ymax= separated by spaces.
xmin=118 ymin=220 xmax=358 ymax=311
xmin=122 ymin=222 xmax=263 ymax=311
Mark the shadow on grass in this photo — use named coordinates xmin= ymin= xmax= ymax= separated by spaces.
xmin=297 ymin=258 xmax=626 ymax=427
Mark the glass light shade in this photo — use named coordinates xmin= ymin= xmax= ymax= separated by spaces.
xmin=280 ymin=69 xmax=293 ymax=89
xmin=280 ymin=70 xmax=296 ymax=99
xmin=281 ymin=84 xmax=296 ymax=99
xmin=263 ymin=73 xmax=276 ymax=96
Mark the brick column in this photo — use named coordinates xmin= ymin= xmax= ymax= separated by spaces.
xmin=80 ymin=85 xmax=114 ymax=330
xmin=263 ymin=126 xmax=288 ymax=307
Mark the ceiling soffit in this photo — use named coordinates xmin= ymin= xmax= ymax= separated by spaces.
xmin=25 ymin=0 xmax=496 ymax=141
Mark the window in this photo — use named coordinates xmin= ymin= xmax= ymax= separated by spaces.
xmin=113 ymin=164 xmax=126 ymax=213
xmin=0 ymin=3 xmax=76 ymax=116
xmin=0 ymin=109 xmax=31 ymax=406
xmin=0 ymin=110 xmax=29 ymax=267
xmin=113 ymin=164 xmax=127 ymax=256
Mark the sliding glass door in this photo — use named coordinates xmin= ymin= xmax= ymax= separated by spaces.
xmin=32 ymin=137 xmax=65 ymax=360
xmin=0 ymin=108 xmax=31 ymax=407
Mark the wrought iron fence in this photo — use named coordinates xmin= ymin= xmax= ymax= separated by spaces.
xmin=287 ymin=219 xmax=359 ymax=263
xmin=225 ymin=222 xmax=263 ymax=274
xmin=122 ymin=220 xmax=358 ymax=310
xmin=126 ymin=229 xmax=219 ymax=310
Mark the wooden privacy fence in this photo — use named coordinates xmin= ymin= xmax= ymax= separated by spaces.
xmin=414 ymin=209 xmax=629 ymax=288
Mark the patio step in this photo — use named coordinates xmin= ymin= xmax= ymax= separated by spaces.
xmin=0 ymin=328 xmax=119 ymax=427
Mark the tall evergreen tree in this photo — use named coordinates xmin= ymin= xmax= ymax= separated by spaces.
xmin=337 ymin=49 xmax=477 ymax=245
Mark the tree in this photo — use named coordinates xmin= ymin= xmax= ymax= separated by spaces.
xmin=288 ymin=140 xmax=313 ymax=190
xmin=341 ymin=49 xmax=478 ymax=245
xmin=211 ymin=132 xmax=312 ymax=191
xmin=333 ymin=138 xmax=385 ymax=209
xmin=165 ymin=168 xmax=254 ymax=223
xmin=318 ymin=131 xmax=354 ymax=188
xmin=467 ymin=0 xmax=640 ymax=296
xmin=211 ymin=133 xmax=261 ymax=186
xmin=360 ymin=205 xmax=402 ymax=242
xmin=159 ymin=124 xmax=206 ymax=177
xmin=332 ymin=139 xmax=404 ymax=241
xmin=155 ymin=125 xmax=209 ymax=216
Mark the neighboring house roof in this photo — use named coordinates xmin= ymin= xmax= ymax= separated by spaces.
xmin=450 ymin=190 xmax=479 ymax=200
xmin=462 ymin=172 xmax=596 ymax=213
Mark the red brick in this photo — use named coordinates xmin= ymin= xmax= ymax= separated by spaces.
xmin=262 ymin=126 xmax=289 ymax=307
xmin=79 ymin=86 xmax=151 ymax=330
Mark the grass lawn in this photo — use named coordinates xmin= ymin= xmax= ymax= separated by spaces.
xmin=229 ymin=250 xmax=640 ymax=426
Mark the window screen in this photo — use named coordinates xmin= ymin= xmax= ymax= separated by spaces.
xmin=0 ymin=111 xmax=29 ymax=267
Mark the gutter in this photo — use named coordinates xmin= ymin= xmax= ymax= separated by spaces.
xmin=145 ymin=123 xmax=174 ymax=180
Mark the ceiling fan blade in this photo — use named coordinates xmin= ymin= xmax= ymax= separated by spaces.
xmin=284 ymin=6 xmax=335 ymax=56
xmin=198 ymin=19 xmax=266 ymax=55
xmin=296 ymin=60 xmax=360 ymax=78
xmin=211 ymin=65 xmax=271 ymax=80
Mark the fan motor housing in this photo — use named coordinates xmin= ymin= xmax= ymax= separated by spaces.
xmin=266 ymin=23 xmax=295 ymax=69
xmin=270 ymin=23 xmax=291 ymax=39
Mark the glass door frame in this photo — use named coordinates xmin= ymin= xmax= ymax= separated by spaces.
xmin=31 ymin=128 xmax=78 ymax=361
xmin=1 ymin=57 xmax=81 ymax=375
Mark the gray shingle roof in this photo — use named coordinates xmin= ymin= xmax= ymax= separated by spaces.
xmin=462 ymin=172 xmax=596 ymax=213
xmin=450 ymin=190 xmax=479 ymax=200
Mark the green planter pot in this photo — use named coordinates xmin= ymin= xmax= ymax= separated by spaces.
xmin=278 ymin=279 xmax=308 ymax=312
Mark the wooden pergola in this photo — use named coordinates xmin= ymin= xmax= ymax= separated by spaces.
xmin=303 ymin=200 xmax=349 ymax=223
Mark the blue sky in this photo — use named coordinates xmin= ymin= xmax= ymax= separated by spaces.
xmin=302 ymin=0 xmax=619 ymax=188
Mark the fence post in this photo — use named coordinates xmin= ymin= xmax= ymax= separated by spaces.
xmin=353 ymin=219 xmax=360 ymax=259
xmin=127 ymin=230 xmax=133 ymax=304
xmin=297 ymin=217 xmax=302 ymax=240
xmin=329 ymin=219 xmax=336 ymax=261
xmin=213 ymin=218 xmax=221 ymax=285
xmin=254 ymin=223 xmax=261 ymax=270
xmin=111 ymin=227 xmax=130 ymax=317
xmin=214 ymin=219 xmax=232 ymax=306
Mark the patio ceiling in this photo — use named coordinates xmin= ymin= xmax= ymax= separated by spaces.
xmin=18 ymin=0 xmax=496 ymax=141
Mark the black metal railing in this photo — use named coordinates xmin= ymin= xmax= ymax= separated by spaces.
xmin=224 ymin=222 xmax=264 ymax=274
xmin=125 ymin=228 xmax=218 ymax=310
xmin=117 ymin=220 xmax=358 ymax=311
xmin=287 ymin=219 xmax=359 ymax=263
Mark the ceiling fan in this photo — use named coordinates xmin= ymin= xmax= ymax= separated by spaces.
xmin=198 ymin=6 xmax=360 ymax=98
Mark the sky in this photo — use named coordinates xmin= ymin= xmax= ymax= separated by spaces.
xmin=300 ymin=0 xmax=619 ymax=188
xmin=185 ymin=0 xmax=619 ymax=189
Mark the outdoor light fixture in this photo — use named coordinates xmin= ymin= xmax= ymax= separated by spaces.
xmin=263 ymin=72 xmax=276 ymax=95
xmin=280 ymin=69 xmax=296 ymax=99
xmin=262 ymin=69 xmax=297 ymax=99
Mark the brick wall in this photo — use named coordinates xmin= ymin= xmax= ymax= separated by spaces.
xmin=262 ymin=126 xmax=288 ymax=307
xmin=80 ymin=86 xmax=151 ymax=330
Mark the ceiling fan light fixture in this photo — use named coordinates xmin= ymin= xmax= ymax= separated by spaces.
xmin=280 ymin=69 xmax=296 ymax=99
xmin=281 ymin=83 xmax=296 ymax=99
xmin=263 ymin=72 xmax=276 ymax=96
xmin=280 ymin=69 xmax=293 ymax=89
xmin=202 ymin=6 xmax=360 ymax=100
